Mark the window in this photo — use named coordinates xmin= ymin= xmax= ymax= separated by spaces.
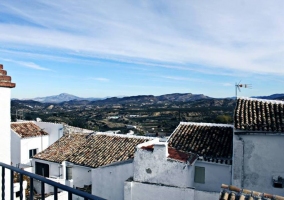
xmin=35 ymin=162 xmax=49 ymax=177
xmin=66 ymin=167 xmax=73 ymax=180
xmin=29 ymin=149 xmax=37 ymax=158
xmin=273 ymin=176 xmax=283 ymax=188
xmin=194 ymin=166 xmax=205 ymax=184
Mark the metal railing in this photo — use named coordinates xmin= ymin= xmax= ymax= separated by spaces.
xmin=0 ymin=162 xmax=105 ymax=200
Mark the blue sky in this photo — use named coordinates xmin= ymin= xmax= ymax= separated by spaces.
xmin=1 ymin=0 xmax=284 ymax=99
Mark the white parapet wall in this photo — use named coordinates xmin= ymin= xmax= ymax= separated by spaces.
xmin=124 ymin=181 xmax=219 ymax=200
xmin=0 ymin=87 xmax=12 ymax=199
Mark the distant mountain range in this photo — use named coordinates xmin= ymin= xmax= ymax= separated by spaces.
xmin=19 ymin=93 xmax=212 ymax=103
xmin=15 ymin=92 xmax=284 ymax=104
xmin=252 ymin=94 xmax=284 ymax=100
xmin=25 ymin=93 xmax=101 ymax=103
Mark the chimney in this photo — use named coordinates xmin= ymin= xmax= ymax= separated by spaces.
xmin=153 ymin=141 xmax=169 ymax=160
xmin=0 ymin=64 xmax=15 ymax=198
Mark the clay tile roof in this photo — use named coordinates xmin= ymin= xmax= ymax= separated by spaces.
xmin=11 ymin=122 xmax=49 ymax=138
xmin=141 ymin=145 xmax=199 ymax=164
xmin=234 ymin=98 xmax=284 ymax=132
xmin=34 ymin=133 xmax=88 ymax=163
xmin=34 ymin=133 xmax=150 ymax=168
xmin=0 ymin=64 xmax=16 ymax=88
xmin=220 ymin=184 xmax=284 ymax=200
xmin=168 ymin=122 xmax=233 ymax=164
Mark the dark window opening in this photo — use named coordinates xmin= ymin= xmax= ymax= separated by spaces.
xmin=66 ymin=167 xmax=73 ymax=180
xmin=273 ymin=176 xmax=283 ymax=188
xmin=35 ymin=162 xmax=49 ymax=177
xmin=29 ymin=149 xmax=37 ymax=158
xmin=16 ymin=191 xmax=20 ymax=197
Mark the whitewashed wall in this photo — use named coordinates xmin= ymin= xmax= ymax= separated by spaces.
xmin=0 ymin=87 xmax=12 ymax=199
xmin=21 ymin=135 xmax=49 ymax=165
xmin=233 ymin=134 xmax=284 ymax=196
xmin=92 ymin=161 xmax=133 ymax=200
xmin=11 ymin=130 xmax=21 ymax=166
xmin=124 ymin=181 xmax=194 ymax=200
xmin=194 ymin=161 xmax=231 ymax=192
xmin=124 ymin=181 xmax=219 ymax=200
xmin=134 ymin=141 xmax=194 ymax=188
xmin=72 ymin=165 xmax=92 ymax=188
xmin=34 ymin=122 xmax=63 ymax=145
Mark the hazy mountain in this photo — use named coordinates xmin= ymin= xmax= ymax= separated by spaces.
xmin=89 ymin=93 xmax=212 ymax=105
xmin=30 ymin=93 xmax=101 ymax=103
xmin=251 ymin=94 xmax=284 ymax=100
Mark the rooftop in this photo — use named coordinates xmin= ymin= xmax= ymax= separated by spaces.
xmin=220 ymin=184 xmax=284 ymax=200
xmin=11 ymin=122 xmax=49 ymax=138
xmin=0 ymin=64 xmax=16 ymax=88
xmin=234 ymin=98 xmax=284 ymax=133
xmin=34 ymin=133 xmax=151 ymax=168
xmin=168 ymin=122 xmax=233 ymax=164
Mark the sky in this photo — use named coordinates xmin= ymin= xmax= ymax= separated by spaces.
xmin=1 ymin=0 xmax=284 ymax=99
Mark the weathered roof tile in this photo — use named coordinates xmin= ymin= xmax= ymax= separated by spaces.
xmin=11 ymin=122 xmax=49 ymax=138
xmin=234 ymin=98 xmax=284 ymax=132
xmin=220 ymin=184 xmax=284 ymax=200
xmin=168 ymin=122 xmax=233 ymax=164
xmin=34 ymin=133 xmax=150 ymax=168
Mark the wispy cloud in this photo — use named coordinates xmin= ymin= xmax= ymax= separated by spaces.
xmin=1 ymin=58 xmax=51 ymax=71
xmin=89 ymin=77 xmax=110 ymax=82
xmin=0 ymin=1 xmax=284 ymax=75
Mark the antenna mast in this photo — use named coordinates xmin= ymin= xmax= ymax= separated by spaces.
xmin=235 ymin=81 xmax=252 ymax=98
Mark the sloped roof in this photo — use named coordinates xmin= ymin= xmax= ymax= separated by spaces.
xmin=11 ymin=122 xmax=49 ymax=138
xmin=220 ymin=184 xmax=284 ymax=200
xmin=234 ymin=98 xmax=284 ymax=132
xmin=168 ymin=122 xmax=233 ymax=164
xmin=0 ymin=64 xmax=16 ymax=88
xmin=141 ymin=145 xmax=198 ymax=164
xmin=34 ymin=133 xmax=88 ymax=163
xmin=34 ymin=133 xmax=150 ymax=168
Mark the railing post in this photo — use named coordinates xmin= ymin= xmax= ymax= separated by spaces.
xmin=1 ymin=167 xmax=5 ymax=200
xmin=68 ymin=192 xmax=72 ymax=200
xmin=29 ymin=178 xmax=33 ymax=200
xmin=54 ymin=187 xmax=58 ymax=200
xmin=41 ymin=181 xmax=45 ymax=200
xmin=10 ymin=170 xmax=13 ymax=200
xmin=19 ymin=174 xmax=23 ymax=200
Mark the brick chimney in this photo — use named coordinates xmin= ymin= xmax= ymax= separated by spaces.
xmin=0 ymin=64 xmax=15 ymax=198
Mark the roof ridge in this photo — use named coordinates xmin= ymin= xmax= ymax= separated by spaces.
xmin=95 ymin=132 xmax=153 ymax=139
xmin=238 ymin=97 xmax=284 ymax=104
xmin=179 ymin=122 xmax=234 ymax=127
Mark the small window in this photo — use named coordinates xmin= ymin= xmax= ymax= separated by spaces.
xmin=29 ymin=149 xmax=37 ymax=158
xmin=35 ymin=162 xmax=49 ymax=177
xmin=273 ymin=176 xmax=283 ymax=188
xmin=194 ymin=166 xmax=205 ymax=184
xmin=66 ymin=167 xmax=73 ymax=180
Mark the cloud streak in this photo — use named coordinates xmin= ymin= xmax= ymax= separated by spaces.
xmin=0 ymin=0 xmax=283 ymax=76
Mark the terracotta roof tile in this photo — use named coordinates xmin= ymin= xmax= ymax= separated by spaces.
xmin=11 ymin=122 xmax=49 ymax=138
xmin=234 ymin=98 xmax=284 ymax=132
xmin=34 ymin=133 xmax=88 ymax=163
xmin=220 ymin=184 xmax=284 ymax=200
xmin=34 ymin=133 xmax=150 ymax=168
xmin=0 ymin=64 xmax=16 ymax=88
xmin=141 ymin=144 xmax=198 ymax=164
xmin=168 ymin=122 xmax=233 ymax=164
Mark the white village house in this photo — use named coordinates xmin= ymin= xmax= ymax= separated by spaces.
xmin=232 ymin=97 xmax=284 ymax=196
xmin=32 ymin=132 xmax=151 ymax=199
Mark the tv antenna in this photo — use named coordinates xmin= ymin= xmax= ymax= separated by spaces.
xmin=235 ymin=81 xmax=252 ymax=97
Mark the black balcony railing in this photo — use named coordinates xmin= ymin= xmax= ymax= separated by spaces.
xmin=0 ymin=162 xmax=105 ymax=200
